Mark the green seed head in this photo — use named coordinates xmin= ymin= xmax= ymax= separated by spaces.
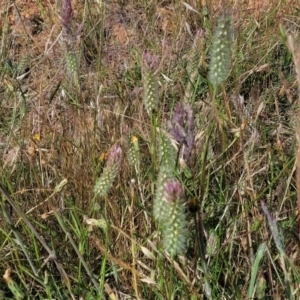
xmin=94 ymin=145 xmax=122 ymax=197
xmin=209 ymin=14 xmax=233 ymax=87
xmin=128 ymin=135 xmax=140 ymax=168
xmin=142 ymin=52 xmax=159 ymax=115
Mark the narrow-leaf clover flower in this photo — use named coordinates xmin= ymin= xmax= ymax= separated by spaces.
xmin=128 ymin=135 xmax=140 ymax=168
xmin=163 ymin=179 xmax=184 ymax=203
xmin=60 ymin=0 xmax=83 ymax=75
xmin=142 ymin=52 xmax=160 ymax=115
xmin=94 ymin=145 xmax=122 ymax=197
xmin=159 ymin=133 xmax=176 ymax=171
xmin=61 ymin=0 xmax=73 ymax=38
xmin=168 ymin=102 xmax=195 ymax=168
xmin=209 ymin=13 xmax=233 ymax=87
xmin=106 ymin=144 xmax=122 ymax=168
xmin=154 ymin=165 xmax=172 ymax=222
xmin=161 ymin=179 xmax=187 ymax=256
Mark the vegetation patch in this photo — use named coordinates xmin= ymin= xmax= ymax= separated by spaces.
xmin=0 ymin=0 xmax=300 ymax=299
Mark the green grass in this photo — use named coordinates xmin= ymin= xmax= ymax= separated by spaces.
xmin=0 ymin=0 xmax=300 ymax=299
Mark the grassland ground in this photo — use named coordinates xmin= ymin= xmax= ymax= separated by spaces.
xmin=1 ymin=0 xmax=300 ymax=299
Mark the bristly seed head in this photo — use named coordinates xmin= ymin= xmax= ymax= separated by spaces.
xmin=142 ymin=52 xmax=160 ymax=115
xmin=209 ymin=13 xmax=233 ymax=87
xmin=93 ymin=145 xmax=122 ymax=197
xmin=161 ymin=179 xmax=187 ymax=256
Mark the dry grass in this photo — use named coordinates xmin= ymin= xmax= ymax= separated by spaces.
xmin=0 ymin=0 xmax=300 ymax=299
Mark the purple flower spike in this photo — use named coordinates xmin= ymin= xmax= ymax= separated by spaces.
xmin=142 ymin=52 xmax=159 ymax=71
xmin=163 ymin=179 xmax=183 ymax=203
xmin=107 ymin=144 xmax=122 ymax=167
xmin=168 ymin=102 xmax=195 ymax=167
xmin=61 ymin=0 xmax=73 ymax=37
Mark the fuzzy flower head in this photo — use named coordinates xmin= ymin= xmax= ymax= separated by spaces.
xmin=60 ymin=0 xmax=84 ymax=76
xmin=107 ymin=144 xmax=122 ymax=168
xmin=60 ymin=0 xmax=83 ymax=47
xmin=61 ymin=0 xmax=73 ymax=38
xmin=142 ymin=52 xmax=160 ymax=115
xmin=163 ymin=179 xmax=184 ymax=203
xmin=142 ymin=52 xmax=160 ymax=71
xmin=93 ymin=145 xmax=122 ymax=197
xmin=208 ymin=13 xmax=232 ymax=87
xmin=168 ymin=102 xmax=195 ymax=167
xmin=128 ymin=136 xmax=140 ymax=167
xmin=161 ymin=179 xmax=187 ymax=256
